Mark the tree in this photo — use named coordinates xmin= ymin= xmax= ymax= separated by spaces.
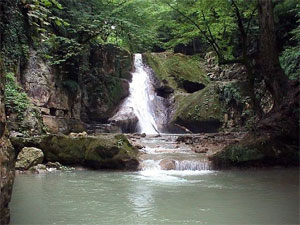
xmin=162 ymin=0 xmax=262 ymax=115
xmin=257 ymin=0 xmax=290 ymax=110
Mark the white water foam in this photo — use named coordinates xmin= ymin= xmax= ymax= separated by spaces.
xmin=128 ymin=54 xmax=158 ymax=134
xmin=139 ymin=159 xmax=213 ymax=182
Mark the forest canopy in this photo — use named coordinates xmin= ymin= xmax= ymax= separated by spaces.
xmin=18 ymin=0 xmax=298 ymax=81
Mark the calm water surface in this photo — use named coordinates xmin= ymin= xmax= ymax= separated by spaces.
xmin=11 ymin=168 xmax=299 ymax=225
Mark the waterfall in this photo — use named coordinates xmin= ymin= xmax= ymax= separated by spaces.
xmin=111 ymin=54 xmax=160 ymax=134
xmin=130 ymin=54 xmax=159 ymax=134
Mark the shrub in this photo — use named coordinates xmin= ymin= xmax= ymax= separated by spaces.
xmin=5 ymin=72 xmax=30 ymax=119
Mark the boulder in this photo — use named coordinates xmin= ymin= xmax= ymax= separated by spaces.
xmin=170 ymin=85 xmax=224 ymax=133
xmin=45 ymin=161 xmax=63 ymax=169
xmin=29 ymin=164 xmax=47 ymax=173
xmin=159 ymin=159 xmax=176 ymax=170
xmin=108 ymin=107 xmax=138 ymax=133
xmin=209 ymin=134 xmax=299 ymax=168
xmin=15 ymin=147 xmax=44 ymax=170
xmin=11 ymin=134 xmax=140 ymax=170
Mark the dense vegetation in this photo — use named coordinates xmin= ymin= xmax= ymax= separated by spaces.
xmin=0 ymin=0 xmax=299 ymax=157
xmin=2 ymin=0 xmax=297 ymax=101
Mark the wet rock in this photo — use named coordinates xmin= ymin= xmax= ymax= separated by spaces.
xmin=15 ymin=147 xmax=44 ymax=170
xmin=68 ymin=131 xmax=88 ymax=138
xmin=134 ymin=144 xmax=144 ymax=149
xmin=46 ymin=161 xmax=63 ymax=169
xmin=141 ymin=133 xmax=146 ymax=137
xmin=87 ymin=123 xmax=121 ymax=134
xmin=155 ymin=85 xmax=174 ymax=98
xmin=108 ymin=107 xmax=138 ymax=133
xmin=159 ymin=159 xmax=176 ymax=170
xmin=29 ymin=164 xmax=47 ymax=173
xmin=42 ymin=116 xmax=86 ymax=134
xmin=193 ymin=147 xmax=208 ymax=154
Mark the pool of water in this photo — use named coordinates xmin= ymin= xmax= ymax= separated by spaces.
xmin=11 ymin=168 xmax=299 ymax=225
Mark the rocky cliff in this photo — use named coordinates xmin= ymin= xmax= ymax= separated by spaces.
xmin=6 ymin=44 xmax=132 ymax=135
xmin=0 ymin=56 xmax=15 ymax=225
xmin=0 ymin=0 xmax=133 ymax=136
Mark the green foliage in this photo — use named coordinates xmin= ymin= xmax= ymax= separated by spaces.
xmin=0 ymin=0 xmax=30 ymax=69
xmin=117 ymin=138 xmax=124 ymax=148
xmin=280 ymin=47 xmax=300 ymax=80
xmin=42 ymin=35 xmax=84 ymax=65
xmin=5 ymin=73 xmax=30 ymax=119
xmin=62 ymin=80 xmax=79 ymax=93
xmin=219 ymin=83 xmax=246 ymax=107
xmin=279 ymin=3 xmax=300 ymax=80
xmin=22 ymin=0 xmax=65 ymax=34
xmin=158 ymin=0 xmax=258 ymax=61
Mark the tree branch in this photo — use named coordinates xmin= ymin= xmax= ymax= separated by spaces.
xmin=165 ymin=2 xmax=222 ymax=59
xmin=246 ymin=6 xmax=257 ymax=35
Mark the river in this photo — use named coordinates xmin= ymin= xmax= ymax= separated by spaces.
xmin=11 ymin=168 xmax=299 ymax=225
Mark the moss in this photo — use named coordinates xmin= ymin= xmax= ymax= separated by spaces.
xmin=106 ymin=78 xmax=125 ymax=108
xmin=143 ymin=52 xmax=226 ymax=133
xmin=171 ymin=84 xmax=225 ymax=132
xmin=143 ymin=52 xmax=209 ymax=92
xmin=210 ymin=134 xmax=300 ymax=168
xmin=174 ymin=84 xmax=223 ymax=122
xmin=10 ymin=134 xmax=139 ymax=170
xmin=219 ymin=145 xmax=264 ymax=162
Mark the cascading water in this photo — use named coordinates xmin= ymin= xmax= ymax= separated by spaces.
xmin=111 ymin=54 xmax=160 ymax=134
xmin=137 ymin=134 xmax=212 ymax=179
xmin=112 ymin=55 xmax=211 ymax=175
xmin=129 ymin=54 xmax=159 ymax=134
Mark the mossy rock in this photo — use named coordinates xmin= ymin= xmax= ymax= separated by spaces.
xmin=84 ymin=134 xmax=139 ymax=169
xmin=15 ymin=147 xmax=44 ymax=170
xmin=143 ymin=52 xmax=224 ymax=133
xmin=171 ymin=84 xmax=225 ymax=133
xmin=143 ymin=52 xmax=209 ymax=93
xmin=209 ymin=134 xmax=299 ymax=168
xmin=10 ymin=134 xmax=139 ymax=170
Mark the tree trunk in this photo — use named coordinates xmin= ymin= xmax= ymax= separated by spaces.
xmin=257 ymin=0 xmax=289 ymax=111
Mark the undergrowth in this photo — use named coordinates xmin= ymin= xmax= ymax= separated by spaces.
xmin=5 ymin=72 xmax=30 ymax=120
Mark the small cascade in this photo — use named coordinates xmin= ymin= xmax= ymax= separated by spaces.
xmin=140 ymin=160 xmax=161 ymax=171
xmin=175 ymin=160 xmax=211 ymax=171
xmin=137 ymin=134 xmax=212 ymax=175
xmin=140 ymin=159 xmax=211 ymax=171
